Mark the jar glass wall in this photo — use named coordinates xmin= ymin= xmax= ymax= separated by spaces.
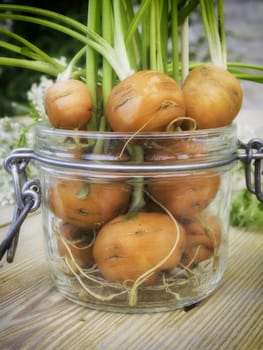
xmin=35 ymin=122 xmax=237 ymax=313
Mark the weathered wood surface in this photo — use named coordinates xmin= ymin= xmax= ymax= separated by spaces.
xmin=0 ymin=206 xmax=262 ymax=350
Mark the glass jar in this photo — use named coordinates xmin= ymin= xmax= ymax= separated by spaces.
xmin=29 ymin=121 xmax=238 ymax=313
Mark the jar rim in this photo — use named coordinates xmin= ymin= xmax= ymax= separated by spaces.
xmin=32 ymin=121 xmax=238 ymax=175
xmin=34 ymin=121 xmax=237 ymax=139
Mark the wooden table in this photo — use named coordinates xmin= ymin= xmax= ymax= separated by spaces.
xmin=0 ymin=205 xmax=262 ymax=350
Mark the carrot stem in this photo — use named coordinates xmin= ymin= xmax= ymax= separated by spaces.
xmin=122 ymin=0 xmax=141 ymax=71
xmin=178 ymin=0 xmax=199 ymax=24
xmin=171 ymin=0 xmax=180 ymax=82
xmin=112 ymin=0 xmax=134 ymax=79
xmin=217 ymin=0 xmax=227 ymax=68
xmin=155 ymin=0 xmax=164 ymax=72
xmin=102 ymin=0 xmax=114 ymax=109
xmin=0 ymin=7 xmax=131 ymax=80
xmin=86 ymin=0 xmax=100 ymax=118
xmin=0 ymin=27 xmax=62 ymax=70
xmin=127 ymin=145 xmax=145 ymax=213
xmin=181 ymin=1 xmax=189 ymax=82
xmin=0 ymin=57 xmax=62 ymax=76
xmin=58 ymin=46 xmax=88 ymax=81
xmin=199 ymin=0 xmax=224 ymax=67
xmin=160 ymin=0 xmax=168 ymax=74
xmin=149 ymin=1 xmax=157 ymax=70
xmin=141 ymin=2 xmax=150 ymax=70
xmin=125 ymin=0 xmax=151 ymax=47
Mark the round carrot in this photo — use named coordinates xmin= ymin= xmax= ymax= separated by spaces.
xmin=57 ymin=222 xmax=95 ymax=269
xmin=145 ymin=138 xmax=207 ymax=162
xmin=106 ymin=70 xmax=185 ymax=132
xmin=182 ymin=64 xmax=243 ymax=129
xmin=147 ymin=171 xmax=220 ymax=219
xmin=49 ymin=180 xmax=132 ymax=229
xmin=44 ymin=79 xmax=93 ymax=130
xmin=181 ymin=211 xmax=222 ymax=266
xmin=93 ymin=212 xmax=185 ymax=285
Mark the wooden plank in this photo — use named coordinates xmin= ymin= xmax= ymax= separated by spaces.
xmin=0 ymin=213 xmax=262 ymax=350
xmin=0 ymin=205 xmax=15 ymax=228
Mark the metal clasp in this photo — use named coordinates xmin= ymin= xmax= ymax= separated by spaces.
xmin=0 ymin=149 xmax=41 ymax=262
xmin=237 ymin=138 xmax=263 ymax=202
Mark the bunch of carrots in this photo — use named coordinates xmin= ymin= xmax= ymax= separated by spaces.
xmin=0 ymin=1 xmax=262 ymax=302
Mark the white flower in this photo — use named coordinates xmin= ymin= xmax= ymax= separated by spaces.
xmin=0 ymin=117 xmax=37 ymax=206
xmin=27 ymin=76 xmax=54 ymax=116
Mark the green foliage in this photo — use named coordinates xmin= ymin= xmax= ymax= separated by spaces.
xmin=230 ymin=188 xmax=263 ymax=232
